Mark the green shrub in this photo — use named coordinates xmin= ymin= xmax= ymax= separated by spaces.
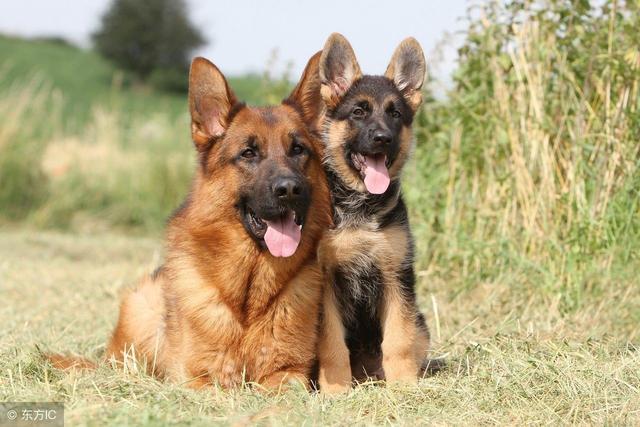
xmin=407 ymin=0 xmax=640 ymax=309
xmin=0 ymin=78 xmax=56 ymax=221
xmin=93 ymin=0 xmax=205 ymax=87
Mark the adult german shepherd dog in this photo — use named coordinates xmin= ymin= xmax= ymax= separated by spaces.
xmin=315 ymin=34 xmax=430 ymax=393
xmin=49 ymin=53 xmax=332 ymax=390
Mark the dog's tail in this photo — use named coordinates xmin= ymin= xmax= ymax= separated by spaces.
xmin=43 ymin=352 xmax=97 ymax=370
xmin=421 ymin=357 xmax=447 ymax=376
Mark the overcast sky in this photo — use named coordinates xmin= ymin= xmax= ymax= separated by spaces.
xmin=0 ymin=0 xmax=472 ymax=87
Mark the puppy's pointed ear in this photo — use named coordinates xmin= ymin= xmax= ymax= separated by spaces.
xmin=285 ymin=51 xmax=323 ymax=132
xmin=319 ymin=33 xmax=362 ymax=109
xmin=188 ymin=57 xmax=238 ymax=148
xmin=385 ymin=38 xmax=426 ymax=112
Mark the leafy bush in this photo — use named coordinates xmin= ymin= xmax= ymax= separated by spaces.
xmin=93 ymin=0 xmax=205 ymax=91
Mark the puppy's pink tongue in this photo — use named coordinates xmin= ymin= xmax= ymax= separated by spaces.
xmin=264 ymin=212 xmax=301 ymax=258
xmin=363 ymin=154 xmax=390 ymax=194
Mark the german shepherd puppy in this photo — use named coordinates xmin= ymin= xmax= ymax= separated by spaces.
xmin=49 ymin=53 xmax=332 ymax=390
xmin=315 ymin=33 xmax=430 ymax=393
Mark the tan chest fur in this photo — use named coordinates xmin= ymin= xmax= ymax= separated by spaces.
xmin=160 ymin=257 xmax=323 ymax=386
xmin=319 ymin=223 xmax=410 ymax=277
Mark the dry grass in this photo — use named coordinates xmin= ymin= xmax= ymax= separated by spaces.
xmin=0 ymin=229 xmax=638 ymax=426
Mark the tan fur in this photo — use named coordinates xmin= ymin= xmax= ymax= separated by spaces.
xmin=388 ymin=127 xmax=413 ymax=178
xmin=49 ymin=54 xmax=331 ymax=391
xmin=379 ymin=284 xmax=429 ymax=382
xmin=316 ymin=279 xmax=351 ymax=393
xmin=324 ymin=121 xmax=364 ymax=192
xmin=47 ymin=353 xmax=97 ymax=370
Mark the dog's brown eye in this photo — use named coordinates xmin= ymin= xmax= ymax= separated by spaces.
xmin=391 ymin=110 xmax=401 ymax=119
xmin=352 ymin=107 xmax=365 ymax=118
xmin=291 ymin=143 xmax=305 ymax=156
xmin=241 ymin=148 xmax=256 ymax=159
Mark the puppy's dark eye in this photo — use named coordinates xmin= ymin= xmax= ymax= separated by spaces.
xmin=241 ymin=148 xmax=256 ymax=159
xmin=352 ymin=107 xmax=365 ymax=118
xmin=290 ymin=143 xmax=305 ymax=156
xmin=391 ymin=110 xmax=401 ymax=119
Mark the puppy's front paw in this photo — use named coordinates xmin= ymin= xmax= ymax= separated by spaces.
xmin=383 ymin=356 xmax=419 ymax=384
xmin=318 ymin=363 xmax=351 ymax=395
xmin=319 ymin=380 xmax=350 ymax=395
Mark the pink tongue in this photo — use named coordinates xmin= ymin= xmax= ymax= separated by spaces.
xmin=264 ymin=212 xmax=301 ymax=258
xmin=363 ymin=154 xmax=390 ymax=194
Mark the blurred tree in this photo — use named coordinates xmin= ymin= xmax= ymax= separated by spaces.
xmin=93 ymin=0 xmax=205 ymax=91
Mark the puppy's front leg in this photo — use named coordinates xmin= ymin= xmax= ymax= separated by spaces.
xmin=380 ymin=285 xmax=420 ymax=383
xmin=317 ymin=284 xmax=351 ymax=394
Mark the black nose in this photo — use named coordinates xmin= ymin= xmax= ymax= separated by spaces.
xmin=273 ymin=177 xmax=302 ymax=201
xmin=372 ymin=129 xmax=392 ymax=146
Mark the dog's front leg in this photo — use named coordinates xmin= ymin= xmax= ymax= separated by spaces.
xmin=259 ymin=369 xmax=309 ymax=393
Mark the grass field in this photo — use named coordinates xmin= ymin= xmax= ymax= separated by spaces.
xmin=1 ymin=228 xmax=638 ymax=425
xmin=0 ymin=35 xmax=284 ymax=127
xmin=1 ymin=0 xmax=639 ymax=425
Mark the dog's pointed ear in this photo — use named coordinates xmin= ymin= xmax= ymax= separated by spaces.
xmin=285 ymin=50 xmax=323 ymax=132
xmin=319 ymin=33 xmax=362 ymax=109
xmin=384 ymin=38 xmax=426 ymax=112
xmin=188 ymin=57 xmax=238 ymax=148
